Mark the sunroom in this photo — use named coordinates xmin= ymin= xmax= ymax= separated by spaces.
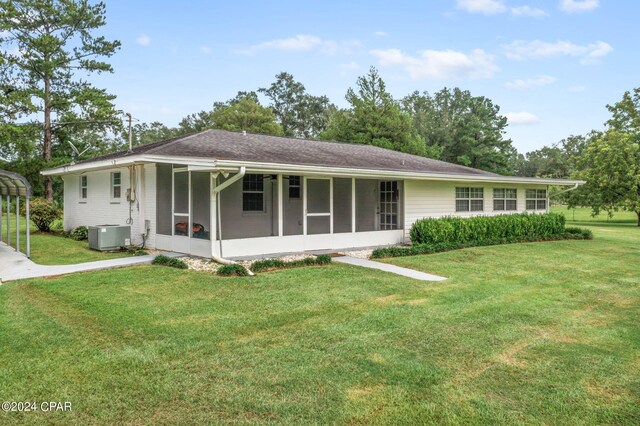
xmin=154 ymin=164 xmax=405 ymax=259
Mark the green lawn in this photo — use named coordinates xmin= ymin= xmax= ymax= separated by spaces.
xmin=1 ymin=214 xmax=131 ymax=265
xmin=0 ymin=208 xmax=638 ymax=424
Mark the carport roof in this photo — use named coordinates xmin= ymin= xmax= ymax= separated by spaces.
xmin=0 ymin=169 xmax=32 ymax=197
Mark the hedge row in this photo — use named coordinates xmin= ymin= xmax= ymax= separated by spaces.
xmin=410 ymin=212 xmax=567 ymax=245
xmin=372 ymin=227 xmax=592 ymax=259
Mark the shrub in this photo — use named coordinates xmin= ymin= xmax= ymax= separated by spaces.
xmin=410 ymin=213 xmax=566 ymax=245
xmin=250 ymin=255 xmax=332 ymax=272
xmin=152 ymin=255 xmax=188 ymax=269
xmin=124 ymin=246 xmax=148 ymax=256
xmin=564 ymin=227 xmax=593 ymax=240
xmin=315 ymin=254 xmax=332 ymax=265
xmin=69 ymin=226 xmax=88 ymax=241
xmin=217 ymin=263 xmax=249 ymax=276
xmin=21 ymin=197 xmax=62 ymax=232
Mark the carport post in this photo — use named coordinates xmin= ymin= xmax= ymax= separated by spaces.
xmin=16 ymin=195 xmax=19 ymax=253
xmin=26 ymin=196 xmax=30 ymax=258
xmin=6 ymin=195 xmax=10 ymax=247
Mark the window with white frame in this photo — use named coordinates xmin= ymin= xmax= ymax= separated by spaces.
xmin=456 ymin=187 xmax=484 ymax=212
xmin=111 ymin=172 xmax=121 ymax=200
xmin=242 ymin=174 xmax=265 ymax=212
xmin=288 ymin=175 xmax=301 ymax=199
xmin=79 ymin=175 xmax=88 ymax=199
xmin=493 ymin=188 xmax=517 ymax=211
xmin=526 ymin=189 xmax=547 ymax=210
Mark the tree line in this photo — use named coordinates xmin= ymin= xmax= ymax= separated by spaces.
xmin=0 ymin=0 xmax=638 ymax=224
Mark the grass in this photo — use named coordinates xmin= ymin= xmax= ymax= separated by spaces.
xmin=0 ymin=208 xmax=638 ymax=424
xmin=1 ymin=214 xmax=131 ymax=265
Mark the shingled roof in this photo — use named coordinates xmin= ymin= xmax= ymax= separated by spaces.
xmin=77 ymin=129 xmax=497 ymax=177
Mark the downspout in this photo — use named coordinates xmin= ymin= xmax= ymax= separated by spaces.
xmin=549 ymin=183 xmax=580 ymax=198
xmin=210 ymin=167 xmax=254 ymax=275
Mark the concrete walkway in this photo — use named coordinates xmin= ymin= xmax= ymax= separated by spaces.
xmin=333 ymin=256 xmax=446 ymax=281
xmin=0 ymin=242 xmax=182 ymax=283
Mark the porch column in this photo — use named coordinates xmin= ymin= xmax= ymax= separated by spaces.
xmin=277 ymin=174 xmax=283 ymax=237
xmin=0 ymin=194 xmax=3 ymax=243
xmin=351 ymin=177 xmax=356 ymax=233
xmin=329 ymin=177 xmax=334 ymax=234
xmin=302 ymin=177 xmax=307 ymax=236
xmin=210 ymin=173 xmax=218 ymax=257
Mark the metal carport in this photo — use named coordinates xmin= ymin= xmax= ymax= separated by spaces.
xmin=0 ymin=169 xmax=31 ymax=258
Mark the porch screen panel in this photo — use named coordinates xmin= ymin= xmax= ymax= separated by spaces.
xmin=191 ymin=172 xmax=210 ymax=240
xmin=333 ymin=178 xmax=352 ymax=233
xmin=173 ymin=171 xmax=189 ymax=237
xmin=306 ymin=179 xmax=330 ymax=213
xmin=307 ymin=216 xmax=330 ymax=235
xmin=355 ymin=179 xmax=376 ymax=232
xmin=156 ymin=164 xmax=172 ymax=235
xmin=283 ymin=176 xmax=303 ymax=236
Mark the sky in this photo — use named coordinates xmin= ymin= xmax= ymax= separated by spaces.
xmin=89 ymin=0 xmax=639 ymax=154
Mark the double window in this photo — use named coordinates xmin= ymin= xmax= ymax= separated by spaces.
xmin=242 ymin=174 xmax=265 ymax=212
xmin=526 ymin=189 xmax=547 ymax=210
xmin=111 ymin=172 xmax=122 ymax=200
xmin=456 ymin=187 xmax=484 ymax=212
xmin=493 ymin=188 xmax=517 ymax=211
xmin=79 ymin=175 xmax=88 ymax=199
xmin=288 ymin=176 xmax=301 ymax=199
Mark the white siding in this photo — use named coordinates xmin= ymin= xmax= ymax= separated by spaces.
xmin=63 ymin=164 xmax=157 ymax=248
xmin=403 ymin=180 xmax=549 ymax=243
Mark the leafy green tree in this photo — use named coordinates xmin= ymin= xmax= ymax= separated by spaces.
xmin=211 ymin=97 xmax=283 ymax=135
xmin=321 ymin=67 xmax=427 ymax=156
xmin=607 ymin=88 xmax=640 ymax=141
xmin=402 ymin=88 xmax=516 ymax=174
xmin=0 ymin=0 xmax=120 ymax=199
xmin=517 ymin=135 xmax=590 ymax=178
xmin=260 ymin=72 xmax=333 ymax=138
xmin=571 ymin=130 xmax=640 ymax=226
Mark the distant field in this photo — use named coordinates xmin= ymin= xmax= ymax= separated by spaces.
xmin=551 ymin=205 xmax=637 ymax=224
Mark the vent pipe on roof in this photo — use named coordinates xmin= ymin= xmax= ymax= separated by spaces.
xmin=242 ymin=130 xmax=247 ymax=136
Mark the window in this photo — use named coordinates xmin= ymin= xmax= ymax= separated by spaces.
xmin=455 ymin=187 xmax=484 ymax=212
xmin=526 ymin=189 xmax=547 ymax=210
xmin=111 ymin=172 xmax=121 ymax=200
xmin=493 ymin=188 xmax=517 ymax=211
xmin=79 ymin=175 xmax=87 ymax=199
xmin=242 ymin=174 xmax=264 ymax=212
xmin=379 ymin=181 xmax=400 ymax=230
xmin=288 ymin=175 xmax=301 ymax=199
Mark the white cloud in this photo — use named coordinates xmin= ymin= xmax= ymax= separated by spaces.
xmin=374 ymin=31 xmax=388 ymax=37
xmin=505 ymin=75 xmax=556 ymax=89
xmin=560 ymin=0 xmax=599 ymax=13
xmin=371 ymin=48 xmax=498 ymax=79
xmin=200 ymin=45 xmax=212 ymax=54
xmin=456 ymin=0 xmax=506 ymax=15
xmin=569 ymin=85 xmax=586 ymax=92
xmin=502 ymin=39 xmax=612 ymax=64
xmin=339 ymin=61 xmax=359 ymax=70
xmin=511 ymin=5 xmax=548 ymax=17
xmin=240 ymin=35 xmax=360 ymax=55
xmin=136 ymin=34 xmax=151 ymax=46
xmin=505 ymin=111 xmax=540 ymax=125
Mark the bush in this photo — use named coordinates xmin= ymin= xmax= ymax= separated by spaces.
xmin=217 ymin=263 xmax=250 ymax=276
xmin=372 ymin=228 xmax=593 ymax=259
xmin=410 ymin=213 xmax=566 ymax=245
xmin=21 ymin=197 xmax=62 ymax=232
xmin=152 ymin=255 xmax=188 ymax=269
xmin=315 ymin=254 xmax=332 ymax=265
xmin=124 ymin=246 xmax=148 ymax=256
xmin=250 ymin=255 xmax=332 ymax=272
xmin=69 ymin=226 xmax=88 ymax=241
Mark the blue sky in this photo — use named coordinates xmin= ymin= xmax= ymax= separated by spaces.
xmin=91 ymin=0 xmax=638 ymax=153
